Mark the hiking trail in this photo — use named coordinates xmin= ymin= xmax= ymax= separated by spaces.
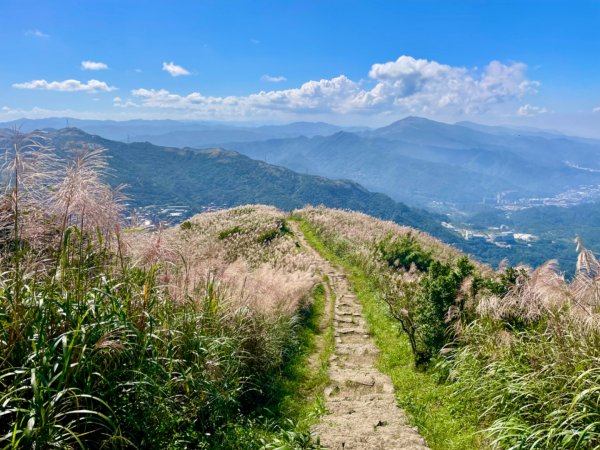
xmin=292 ymin=222 xmax=429 ymax=450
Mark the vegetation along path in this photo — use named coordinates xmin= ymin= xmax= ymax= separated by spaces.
xmin=291 ymin=222 xmax=429 ymax=449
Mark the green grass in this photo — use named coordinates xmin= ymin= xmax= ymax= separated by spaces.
xmin=216 ymin=280 xmax=335 ymax=449
xmin=292 ymin=217 xmax=486 ymax=450
xmin=272 ymin=282 xmax=331 ymax=428
xmin=0 ymin=230 xmax=330 ymax=449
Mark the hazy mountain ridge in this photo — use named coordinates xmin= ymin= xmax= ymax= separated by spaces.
xmin=4 ymin=118 xmax=600 ymax=272
xmin=226 ymin=116 xmax=600 ymax=209
xmin=1 ymin=127 xmax=458 ymax=241
xmin=7 ymin=117 xmax=600 ymax=200
xmin=0 ymin=117 xmax=355 ymax=146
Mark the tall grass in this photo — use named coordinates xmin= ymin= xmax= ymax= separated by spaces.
xmin=450 ymin=242 xmax=600 ymax=449
xmin=295 ymin=206 xmax=600 ymax=449
xmin=0 ymin=131 xmax=322 ymax=448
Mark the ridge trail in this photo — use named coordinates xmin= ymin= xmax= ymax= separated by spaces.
xmin=291 ymin=222 xmax=429 ymax=449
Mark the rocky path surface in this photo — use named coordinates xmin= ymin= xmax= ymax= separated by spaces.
xmin=291 ymin=223 xmax=429 ymax=450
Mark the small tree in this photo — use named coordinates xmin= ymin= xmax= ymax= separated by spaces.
xmin=381 ymin=250 xmax=475 ymax=367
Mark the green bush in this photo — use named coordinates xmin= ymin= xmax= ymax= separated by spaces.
xmin=377 ymin=233 xmax=433 ymax=272
xmin=412 ymin=257 xmax=474 ymax=366
xmin=218 ymin=225 xmax=243 ymax=239
xmin=256 ymin=220 xmax=292 ymax=244
xmin=380 ymin=255 xmax=475 ymax=367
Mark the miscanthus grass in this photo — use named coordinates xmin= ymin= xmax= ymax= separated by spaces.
xmin=0 ymin=131 xmax=322 ymax=449
xmin=295 ymin=206 xmax=600 ymax=450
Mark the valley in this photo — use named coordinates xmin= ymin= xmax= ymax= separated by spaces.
xmin=3 ymin=119 xmax=597 ymax=274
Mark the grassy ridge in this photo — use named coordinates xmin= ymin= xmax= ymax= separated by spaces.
xmin=0 ymin=129 xmax=328 ymax=450
xmin=292 ymin=217 xmax=485 ymax=450
xmin=0 ymin=245 xmax=330 ymax=449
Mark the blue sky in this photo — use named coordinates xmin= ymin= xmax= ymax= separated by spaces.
xmin=1 ymin=0 xmax=599 ymax=135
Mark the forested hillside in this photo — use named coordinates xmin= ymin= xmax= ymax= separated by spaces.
xmin=1 ymin=127 xmax=452 ymax=239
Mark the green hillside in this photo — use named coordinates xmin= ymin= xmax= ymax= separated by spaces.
xmin=29 ymin=127 xmax=457 ymax=239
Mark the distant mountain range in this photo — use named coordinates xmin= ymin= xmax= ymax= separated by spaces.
xmin=0 ymin=127 xmax=453 ymax=241
xmin=229 ymin=117 xmax=600 ymax=209
xmin=0 ymin=117 xmax=362 ymax=147
xmin=6 ymin=116 xmax=599 ymax=211
xmin=3 ymin=117 xmax=600 ymax=272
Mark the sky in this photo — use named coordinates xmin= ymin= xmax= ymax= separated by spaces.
xmin=1 ymin=0 xmax=600 ymax=136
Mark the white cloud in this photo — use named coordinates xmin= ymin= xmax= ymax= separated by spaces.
xmin=113 ymin=97 xmax=139 ymax=108
xmin=593 ymin=106 xmax=600 ymax=113
xmin=261 ymin=74 xmax=287 ymax=82
xmin=115 ymin=55 xmax=539 ymax=119
xmin=81 ymin=60 xmax=108 ymax=71
xmin=162 ymin=62 xmax=190 ymax=77
xmin=25 ymin=29 xmax=49 ymax=38
xmin=366 ymin=56 xmax=538 ymax=114
xmin=517 ymin=104 xmax=548 ymax=116
xmin=13 ymin=79 xmax=117 ymax=93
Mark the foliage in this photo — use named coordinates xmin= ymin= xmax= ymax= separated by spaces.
xmin=296 ymin=206 xmax=600 ymax=449
xmin=0 ymin=132 xmax=323 ymax=449
xmin=218 ymin=225 xmax=243 ymax=239
xmin=257 ymin=220 xmax=292 ymax=244
xmin=377 ymin=232 xmax=433 ymax=272
xmin=411 ymin=257 xmax=474 ymax=366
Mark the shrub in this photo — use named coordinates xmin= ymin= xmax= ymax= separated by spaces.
xmin=256 ymin=219 xmax=291 ymax=244
xmin=219 ymin=225 xmax=243 ymax=239
xmin=381 ymin=256 xmax=475 ymax=367
xmin=376 ymin=232 xmax=433 ymax=272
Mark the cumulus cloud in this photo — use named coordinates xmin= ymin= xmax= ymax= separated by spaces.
xmin=25 ymin=29 xmax=49 ymax=38
xmin=81 ymin=60 xmax=108 ymax=71
xmin=162 ymin=62 xmax=190 ymax=77
xmin=261 ymin=74 xmax=287 ymax=82
xmin=366 ymin=56 xmax=538 ymax=114
xmin=117 ymin=55 xmax=538 ymax=119
xmin=517 ymin=104 xmax=548 ymax=116
xmin=13 ymin=79 xmax=116 ymax=93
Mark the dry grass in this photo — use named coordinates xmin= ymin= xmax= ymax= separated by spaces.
xmin=0 ymin=129 xmax=323 ymax=448
xmin=296 ymin=206 xmax=600 ymax=449
xmin=295 ymin=205 xmax=483 ymax=270
xmin=125 ymin=205 xmax=318 ymax=317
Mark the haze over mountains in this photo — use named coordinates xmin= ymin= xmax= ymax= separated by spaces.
xmin=0 ymin=127 xmax=451 ymax=240
xmin=1 ymin=117 xmax=358 ymax=147
xmin=231 ymin=117 xmax=600 ymax=210
xmin=3 ymin=116 xmax=600 ymax=273
xmin=6 ymin=116 xmax=600 ymax=212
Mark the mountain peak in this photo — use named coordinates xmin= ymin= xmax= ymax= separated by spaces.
xmin=400 ymin=116 xmax=434 ymax=123
xmin=373 ymin=116 xmax=447 ymax=136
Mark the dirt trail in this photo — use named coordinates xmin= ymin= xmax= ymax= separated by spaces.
xmin=291 ymin=223 xmax=429 ymax=450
